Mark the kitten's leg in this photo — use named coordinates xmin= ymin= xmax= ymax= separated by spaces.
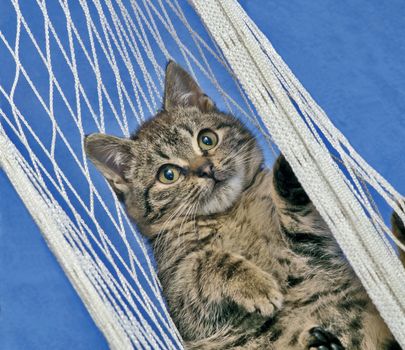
xmin=391 ymin=209 xmax=405 ymax=266
xmin=173 ymin=249 xmax=284 ymax=318
xmin=167 ymin=249 xmax=283 ymax=344
xmin=272 ymin=154 xmax=310 ymax=207
xmin=304 ymin=327 xmax=345 ymax=350
xmin=267 ymin=288 xmax=398 ymax=350
xmin=266 ymin=311 xmax=349 ymax=350
xmin=271 ymin=154 xmax=322 ymax=234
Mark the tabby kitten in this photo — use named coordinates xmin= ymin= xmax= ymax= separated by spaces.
xmin=85 ymin=62 xmax=402 ymax=350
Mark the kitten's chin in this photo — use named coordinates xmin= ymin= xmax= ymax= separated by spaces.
xmin=199 ymin=174 xmax=244 ymax=216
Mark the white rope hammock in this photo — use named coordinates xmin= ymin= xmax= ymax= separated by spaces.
xmin=0 ymin=0 xmax=404 ymax=349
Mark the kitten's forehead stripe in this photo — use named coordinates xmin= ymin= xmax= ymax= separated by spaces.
xmin=216 ymin=122 xmax=234 ymax=129
xmin=156 ymin=149 xmax=170 ymax=160
xmin=177 ymin=123 xmax=194 ymax=136
xmin=143 ymin=184 xmax=153 ymax=218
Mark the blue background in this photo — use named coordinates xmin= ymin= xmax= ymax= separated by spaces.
xmin=1 ymin=1 xmax=405 ymax=349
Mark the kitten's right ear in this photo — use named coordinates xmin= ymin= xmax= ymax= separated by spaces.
xmin=84 ymin=133 xmax=134 ymax=195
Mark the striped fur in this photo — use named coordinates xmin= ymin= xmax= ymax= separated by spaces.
xmin=85 ymin=62 xmax=402 ymax=350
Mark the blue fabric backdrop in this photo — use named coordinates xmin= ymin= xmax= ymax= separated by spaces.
xmin=1 ymin=1 xmax=405 ymax=349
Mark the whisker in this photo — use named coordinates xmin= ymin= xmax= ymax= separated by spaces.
xmin=218 ymin=138 xmax=256 ymax=167
xmin=153 ymin=188 xmax=199 ymax=249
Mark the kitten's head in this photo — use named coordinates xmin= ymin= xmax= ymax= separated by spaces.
xmin=85 ymin=62 xmax=263 ymax=234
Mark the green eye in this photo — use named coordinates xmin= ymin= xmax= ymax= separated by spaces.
xmin=158 ymin=165 xmax=181 ymax=184
xmin=198 ymin=129 xmax=218 ymax=151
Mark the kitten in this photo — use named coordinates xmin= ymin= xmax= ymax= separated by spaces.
xmin=85 ymin=62 xmax=402 ymax=350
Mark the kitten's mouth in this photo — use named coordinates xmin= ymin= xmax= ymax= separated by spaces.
xmin=208 ymin=172 xmax=229 ymax=191
xmin=211 ymin=169 xmax=229 ymax=184
xmin=212 ymin=175 xmax=224 ymax=186
xmin=213 ymin=179 xmax=223 ymax=188
xmin=199 ymin=170 xmax=244 ymax=215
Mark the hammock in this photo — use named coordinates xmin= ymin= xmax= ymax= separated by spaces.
xmin=0 ymin=0 xmax=404 ymax=348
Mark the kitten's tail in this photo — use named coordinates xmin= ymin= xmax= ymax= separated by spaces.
xmin=391 ymin=209 xmax=405 ymax=267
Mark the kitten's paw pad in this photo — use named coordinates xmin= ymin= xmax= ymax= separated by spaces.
xmin=307 ymin=327 xmax=345 ymax=350
xmin=273 ymin=155 xmax=310 ymax=205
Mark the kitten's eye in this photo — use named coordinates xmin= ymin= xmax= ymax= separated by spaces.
xmin=198 ymin=129 xmax=218 ymax=151
xmin=158 ymin=165 xmax=181 ymax=184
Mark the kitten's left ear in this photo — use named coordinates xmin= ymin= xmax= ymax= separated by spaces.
xmin=85 ymin=133 xmax=135 ymax=196
xmin=163 ymin=60 xmax=215 ymax=112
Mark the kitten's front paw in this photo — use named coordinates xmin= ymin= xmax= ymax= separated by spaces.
xmin=392 ymin=210 xmax=405 ymax=240
xmin=273 ymin=154 xmax=310 ymax=206
xmin=232 ymin=273 xmax=284 ymax=317
xmin=305 ymin=327 xmax=345 ymax=350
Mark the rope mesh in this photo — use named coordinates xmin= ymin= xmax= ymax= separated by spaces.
xmin=0 ymin=0 xmax=404 ymax=348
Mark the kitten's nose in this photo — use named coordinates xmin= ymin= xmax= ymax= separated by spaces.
xmin=196 ymin=162 xmax=214 ymax=178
